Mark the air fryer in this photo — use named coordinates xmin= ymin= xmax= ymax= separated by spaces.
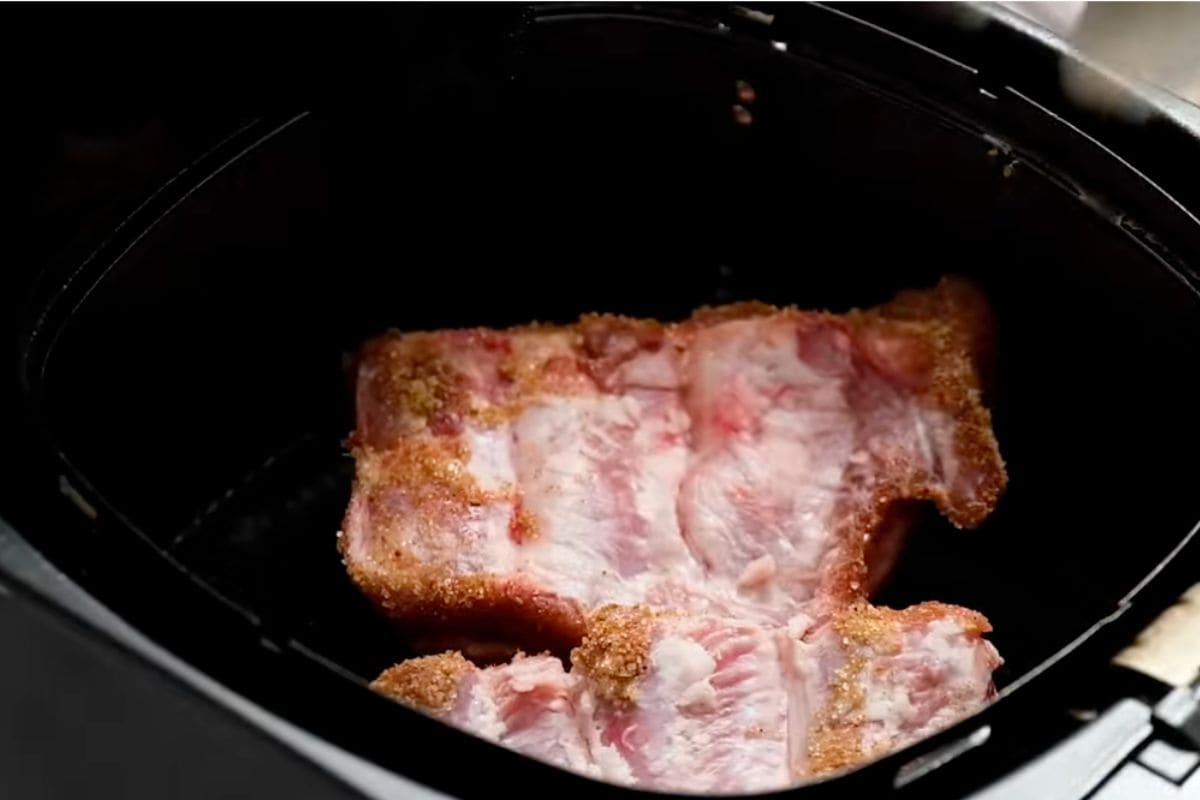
xmin=7 ymin=4 xmax=1200 ymax=798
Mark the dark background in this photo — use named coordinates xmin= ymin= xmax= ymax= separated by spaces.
xmin=1 ymin=4 xmax=526 ymax=340
xmin=0 ymin=9 xmax=455 ymax=799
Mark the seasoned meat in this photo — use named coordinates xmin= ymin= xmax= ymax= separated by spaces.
xmin=341 ymin=278 xmax=1007 ymax=653
xmin=572 ymin=606 xmax=792 ymax=792
xmin=792 ymin=602 xmax=1002 ymax=776
xmin=372 ymin=652 xmax=601 ymax=776
xmin=373 ymin=601 xmax=1000 ymax=792
xmin=349 ymin=277 xmax=1006 ymax=788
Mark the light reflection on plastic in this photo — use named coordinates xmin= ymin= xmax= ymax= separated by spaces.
xmin=894 ymin=725 xmax=993 ymax=788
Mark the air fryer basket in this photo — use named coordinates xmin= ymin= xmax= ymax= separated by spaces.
xmin=16 ymin=5 xmax=1200 ymax=797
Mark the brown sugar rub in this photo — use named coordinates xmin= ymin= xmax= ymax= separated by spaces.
xmin=569 ymin=604 xmax=656 ymax=706
xmin=371 ymin=651 xmax=474 ymax=714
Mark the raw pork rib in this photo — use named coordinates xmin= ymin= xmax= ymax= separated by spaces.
xmin=371 ymin=652 xmax=602 ymax=778
xmin=341 ymin=278 xmax=1006 ymax=653
xmin=572 ymin=607 xmax=792 ymax=792
xmin=345 ymin=278 xmax=1007 ymax=789
xmin=372 ymin=603 xmax=1000 ymax=792
xmin=793 ymin=602 xmax=1002 ymax=776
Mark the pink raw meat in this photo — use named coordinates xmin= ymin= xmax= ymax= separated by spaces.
xmin=373 ymin=602 xmax=1000 ymax=792
xmin=789 ymin=602 xmax=1002 ymax=776
xmin=341 ymin=278 xmax=1007 ymax=654
xmin=351 ymin=277 xmax=1007 ymax=787
xmin=571 ymin=606 xmax=792 ymax=792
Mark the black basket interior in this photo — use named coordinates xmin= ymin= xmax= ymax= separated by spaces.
xmin=21 ymin=8 xmax=1200 ymax=793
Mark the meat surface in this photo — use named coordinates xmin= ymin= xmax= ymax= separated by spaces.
xmin=372 ymin=652 xmax=602 ymax=777
xmin=347 ymin=278 xmax=1007 ymax=789
xmin=793 ymin=602 xmax=1002 ymax=776
xmin=374 ymin=602 xmax=1000 ymax=792
xmin=341 ymin=278 xmax=1007 ymax=653
xmin=573 ymin=604 xmax=1000 ymax=790
xmin=573 ymin=607 xmax=792 ymax=792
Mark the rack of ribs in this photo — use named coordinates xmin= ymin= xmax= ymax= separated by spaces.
xmin=343 ymin=277 xmax=1007 ymax=790
xmin=373 ymin=603 xmax=1001 ymax=792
